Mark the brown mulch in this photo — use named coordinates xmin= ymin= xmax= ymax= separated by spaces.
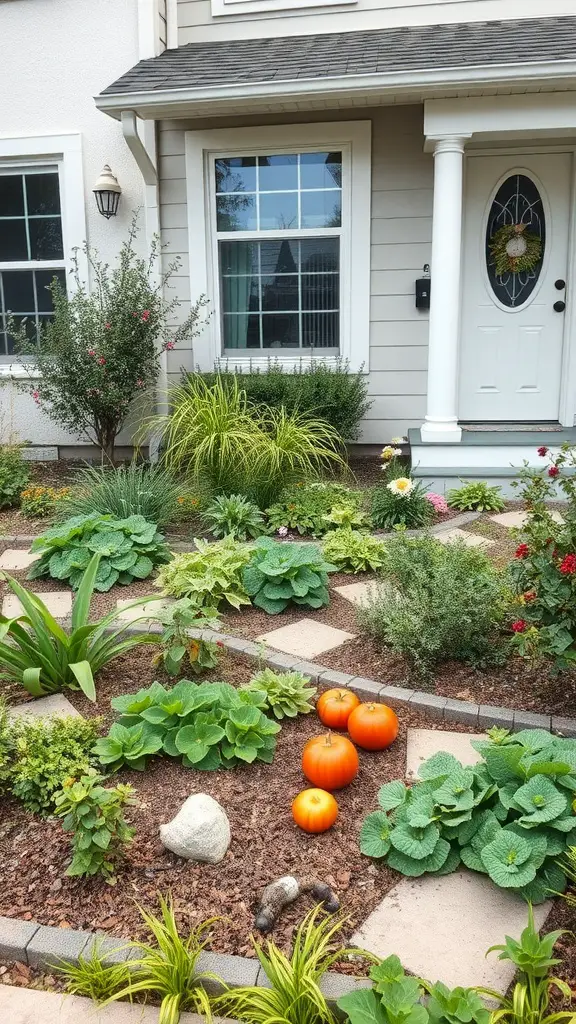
xmin=0 ymin=647 xmax=482 ymax=964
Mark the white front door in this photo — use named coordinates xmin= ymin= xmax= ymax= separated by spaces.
xmin=460 ymin=153 xmax=572 ymax=421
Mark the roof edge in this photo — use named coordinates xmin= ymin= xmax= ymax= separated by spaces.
xmin=95 ymin=57 xmax=576 ymax=119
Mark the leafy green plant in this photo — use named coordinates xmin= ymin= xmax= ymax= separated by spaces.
xmin=96 ymin=678 xmax=281 ymax=772
xmin=477 ymin=904 xmax=573 ymax=1024
xmin=155 ymin=537 xmax=250 ymax=610
xmin=149 ymin=375 xmax=346 ymax=509
xmin=202 ymin=493 xmax=266 ymax=541
xmin=322 ymin=528 xmax=387 ymax=573
xmin=8 ymin=714 xmax=101 ymax=814
xmin=359 ymin=534 xmax=507 ymax=677
xmin=54 ymin=940 xmax=132 ymax=1003
xmin=153 ymin=599 xmax=221 ymax=677
xmin=360 ymin=727 xmax=576 ymax=901
xmin=0 ymin=443 xmax=30 ymax=509
xmin=198 ymin=358 xmax=372 ymax=441
xmin=266 ymin=483 xmax=364 ymax=538
xmin=55 ymin=769 xmax=137 ymax=882
xmin=20 ymin=484 xmax=70 ymax=518
xmin=446 ymin=481 xmax=505 ymax=512
xmin=371 ymin=478 xmax=434 ymax=531
xmin=240 ymin=668 xmax=317 ymax=720
xmin=0 ymin=698 xmax=13 ymax=792
xmin=29 ymin=513 xmax=171 ymax=591
xmin=322 ymin=503 xmax=370 ymax=530
xmin=55 ymin=462 xmax=193 ymax=527
xmin=217 ymin=908 xmax=362 ymax=1024
xmin=557 ymin=845 xmax=576 ymax=907
xmin=242 ymin=537 xmax=335 ymax=614
xmin=0 ymin=554 xmax=160 ymax=700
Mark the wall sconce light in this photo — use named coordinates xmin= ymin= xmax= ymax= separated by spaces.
xmin=93 ymin=164 xmax=122 ymax=219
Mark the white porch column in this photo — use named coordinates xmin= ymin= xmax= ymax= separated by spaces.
xmin=421 ymin=135 xmax=470 ymax=443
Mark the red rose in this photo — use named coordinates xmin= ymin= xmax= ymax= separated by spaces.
xmin=537 ymin=446 xmax=548 ymax=457
xmin=559 ymin=554 xmax=576 ymax=575
xmin=548 ymin=465 xmax=560 ymax=478
xmin=141 ymin=310 xmax=151 ymax=322
xmin=98 ymin=357 xmax=106 ymax=366
xmin=515 ymin=544 xmax=529 ymax=559
xmin=523 ymin=591 xmax=537 ymax=602
xmin=511 ymin=620 xmax=527 ymax=633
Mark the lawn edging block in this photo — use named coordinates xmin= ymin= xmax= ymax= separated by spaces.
xmin=198 ymin=951 xmax=259 ymax=993
xmin=26 ymin=924 xmax=93 ymax=967
xmin=0 ymin=916 xmax=39 ymax=961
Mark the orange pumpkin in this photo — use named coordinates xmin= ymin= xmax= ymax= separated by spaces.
xmin=316 ymin=688 xmax=360 ymax=730
xmin=292 ymin=788 xmax=338 ymax=833
xmin=302 ymin=732 xmax=359 ymax=790
xmin=347 ymin=702 xmax=399 ymax=751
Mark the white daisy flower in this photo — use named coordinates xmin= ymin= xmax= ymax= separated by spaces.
xmin=387 ymin=477 xmax=413 ymax=496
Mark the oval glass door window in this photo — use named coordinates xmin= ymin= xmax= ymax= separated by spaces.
xmin=485 ymin=174 xmax=545 ymax=308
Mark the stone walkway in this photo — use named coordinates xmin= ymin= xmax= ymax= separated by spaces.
xmin=0 ymin=985 xmax=233 ymax=1023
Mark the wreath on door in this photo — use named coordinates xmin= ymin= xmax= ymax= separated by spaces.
xmin=489 ymin=222 xmax=542 ymax=276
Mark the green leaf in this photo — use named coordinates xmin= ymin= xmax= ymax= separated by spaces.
xmin=378 ymin=780 xmax=408 ymax=811
xmin=390 ymin=821 xmax=440 ymax=860
xmin=480 ymin=830 xmax=544 ymax=889
xmin=337 ymin=988 xmax=388 ymax=1024
xmin=418 ymin=752 xmax=463 ymax=781
xmin=69 ymin=661 xmax=96 ymax=702
xmin=513 ymin=776 xmax=568 ymax=824
xmin=128 ymin=555 xmax=154 ymax=580
xmin=360 ymin=811 xmax=392 ymax=859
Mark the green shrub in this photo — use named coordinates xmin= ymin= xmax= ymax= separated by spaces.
xmin=56 ymin=462 xmax=192 ymax=527
xmin=266 ymin=482 xmax=365 ymax=538
xmin=8 ymin=715 xmax=101 ymax=814
xmin=94 ymin=679 xmax=281 ymax=772
xmin=359 ymin=534 xmax=507 ymax=676
xmin=242 ymin=537 xmax=335 ymax=614
xmin=55 ymin=770 xmax=137 ymax=882
xmin=150 ymin=375 xmax=346 ymax=508
xmin=155 ymin=537 xmax=251 ymax=610
xmin=0 ymin=555 xmax=160 ymax=701
xmin=446 ymin=481 xmax=505 ymax=512
xmin=241 ymin=669 xmax=317 ymax=719
xmin=0 ymin=698 xmax=12 ymax=792
xmin=360 ymin=727 xmax=576 ymax=902
xmin=323 ymin=528 xmax=387 ymax=573
xmin=371 ymin=478 xmax=434 ymax=530
xmin=28 ymin=513 xmax=171 ymax=591
xmin=54 ymin=941 xmax=132 ymax=1003
xmin=153 ymin=600 xmax=221 ymax=677
xmin=20 ymin=485 xmax=70 ymax=518
xmin=202 ymin=493 xmax=266 ymax=541
xmin=198 ymin=358 xmax=371 ymax=441
xmin=0 ymin=443 xmax=30 ymax=509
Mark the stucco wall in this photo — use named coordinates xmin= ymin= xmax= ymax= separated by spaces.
xmin=0 ymin=0 xmax=149 ymax=449
xmin=158 ymin=104 xmax=432 ymax=443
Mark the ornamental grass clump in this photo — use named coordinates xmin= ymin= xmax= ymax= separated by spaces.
xmin=242 ymin=537 xmax=336 ymax=614
xmin=360 ymin=726 xmax=576 ymax=902
xmin=447 ymin=481 xmax=505 ymax=512
xmin=371 ymin=477 xmax=434 ymax=530
xmin=56 ymin=462 xmax=191 ymax=527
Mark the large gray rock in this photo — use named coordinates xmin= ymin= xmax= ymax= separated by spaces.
xmin=160 ymin=793 xmax=231 ymax=864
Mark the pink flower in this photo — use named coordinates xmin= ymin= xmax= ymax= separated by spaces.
xmin=511 ymin=620 xmax=527 ymax=633
xmin=136 ymin=379 xmax=145 ymax=388
xmin=549 ymin=465 xmax=560 ymax=478
xmin=98 ymin=357 xmax=106 ymax=366
xmin=165 ymin=340 xmax=175 ymax=350
xmin=87 ymin=349 xmax=96 ymax=357
xmin=104 ymin=322 xmax=111 ymax=330
xmin=132 ymin=312 xmax=139 ymax=318
xmin=32 ymin=389 xmax=40 ymax=404
xmin=277 ymin=526 xmax=289 ymax=537
xmin=426 ymin=492 xmax=449 ymax=514
xmin=141 ymin=310 xmax=151 ymax=322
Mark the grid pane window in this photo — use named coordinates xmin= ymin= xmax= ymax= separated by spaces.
xmin=0 ymin=169 xmax=65 ymax=355
xmin=215 ymin=152 xmax=341 ymax=352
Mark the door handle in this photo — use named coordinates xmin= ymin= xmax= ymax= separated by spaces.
xmin=554 ymin=300 xmax=566 ymax=312
xmin=555 ymin=279 xmax=566 ymax=290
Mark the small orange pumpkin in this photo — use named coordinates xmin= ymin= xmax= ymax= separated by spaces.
xmin=316 ymin=688 xmax=360 ymax=730
xmin=347 ymin=702 xmax=399 ymax=751
xmin=292 ymin=788 xmax=338 ymax=833
xmin=302 ymin=732 xmax=359 ymax=790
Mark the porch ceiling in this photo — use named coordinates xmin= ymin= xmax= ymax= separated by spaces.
xmin=95 ymin=16 xmax=576 ymax=121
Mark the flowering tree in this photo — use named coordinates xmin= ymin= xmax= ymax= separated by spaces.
xmin=12 ymin=219 xmax=207 ymax=463
xmin=509 ymin=444 xmax=576 ymax=668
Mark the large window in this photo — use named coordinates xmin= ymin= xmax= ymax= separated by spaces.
xmin=0 ymin=168 xmax=66 ymax=355
xmin=215 ymin=151 xmax=341 ymax=351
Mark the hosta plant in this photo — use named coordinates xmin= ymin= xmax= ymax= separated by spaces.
xmin=240 ymin=668 xmax=317 ymax=720
xmin=29 ymin=513 xmax=171 ymax=591
xmin=360 ymin=726 xmax=576 ymax=901
xmin=322 ymin=528 xmax=387 ymax=574
xmin=266 ymin=483 xmax=364 ymax=538
xmin=152 ymin=599 xmax=221 ymax=677
xmin=0 ymin=554 xmax=160 ymax=700
xmin=242 ymin=537 xmax=336 ymax=614
xmin=155 ymin=537 xmax=250 ymax=610
xmin=446 ymin=481 xmax=505 ymax=512
xmin=97 ymin=678 xmax=281 ymax=772
xmin=322 ymin=503 xmax=370 ymax=530
xmin=55 ymin=770 xmax=137 ymax=882
xmin=202 ymin=493 xmax=266 ymax=541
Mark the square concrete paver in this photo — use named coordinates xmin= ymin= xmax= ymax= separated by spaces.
xmin=257 ymin=618 xmax=355 ymax=660
xmin=0 ymin=986 xmax=218 ymax=1023
xmin=352 ymin=870 xmax=551 ymax=990
xmin=490 ymin=509 xmax=564 ymax=529
xmin=334 ymin=581 xmax=382 ymax=608
xmin=8 ymin=693 xmax=81 ymax=720
xmin=2 ymin=590 xmax=72 ymax=619
xmin=435 ymin=528 xmax=494 ymax=549
xmin=406 ymin=728 xmax=486 ymax=780
xmin=0 ymin=548 xmax=37 ymax=571
xmin=116 ymin=596 xmax=174 ymax=624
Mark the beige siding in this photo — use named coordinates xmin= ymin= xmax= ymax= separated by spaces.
xmin=159 ymin=104 xmax=432 ymax=443
xmin=176 ymin=0 xmax=572 ymax=45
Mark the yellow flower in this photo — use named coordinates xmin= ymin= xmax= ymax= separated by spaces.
xmin=387 ymin=477 xmax=413 ymax=497
xmin=381 ymin=446 xmax=395 ymax=461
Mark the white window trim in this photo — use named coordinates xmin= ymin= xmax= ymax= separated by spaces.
xmin=185 ymin=120 xmax=371 ymax=373
xmin=211 ymin=0 xmax=356 ymax=17
xmin=0 ymin=133 xmax=87 ymax=373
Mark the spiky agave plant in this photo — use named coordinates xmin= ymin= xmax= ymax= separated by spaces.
xmin=216 ymin=908 xmax=368 ymax=1024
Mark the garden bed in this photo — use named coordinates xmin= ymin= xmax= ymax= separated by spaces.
xmin=0 ymin=645 xmax=480 ymax=964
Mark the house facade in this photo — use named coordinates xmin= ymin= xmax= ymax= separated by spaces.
xmin=0 ymin=0 xmax=169 ymax=455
